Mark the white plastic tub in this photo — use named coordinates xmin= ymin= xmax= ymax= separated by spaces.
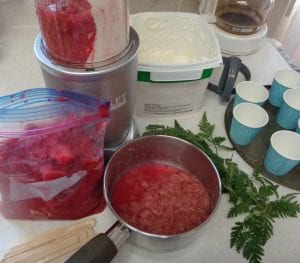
xmin=131 ymin=12 xmax=222 ymax=117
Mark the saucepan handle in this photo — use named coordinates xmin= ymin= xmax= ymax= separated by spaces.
xmin=65 ymin=233 xmax=118 ymax=263
xmin=65 ymin=221 xmax=130 ymax=263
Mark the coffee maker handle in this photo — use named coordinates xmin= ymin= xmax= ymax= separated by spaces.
xmin=207 ymin=56 xmax=251 ymax=102
xmin=221 ymin=56 xmax=251 ymax=101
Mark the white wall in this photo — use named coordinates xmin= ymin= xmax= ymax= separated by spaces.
xmin=267 ymin=0 xmax=296 ymax=37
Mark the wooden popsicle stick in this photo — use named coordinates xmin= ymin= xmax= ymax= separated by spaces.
xmin=2 ymin=218 xmax=97 ymax=263
xmin=4 ymin=219 xmax=96 ymax=255
xmin=3 ymin=228 xmax=95 ymax=263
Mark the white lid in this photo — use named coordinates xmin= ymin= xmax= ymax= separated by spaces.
xmin=131 ymin=12 xmax=222 ymax=81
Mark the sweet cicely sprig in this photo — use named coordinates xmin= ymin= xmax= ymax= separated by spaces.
xmin=143 ymin=112 xmax=300 ymax=263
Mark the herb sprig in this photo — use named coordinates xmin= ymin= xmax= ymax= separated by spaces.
xmin=143 ymin=112 xmax=300 ymax=263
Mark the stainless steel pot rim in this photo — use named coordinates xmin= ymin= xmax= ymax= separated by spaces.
xmin=103 ymin=135 xmax=222 ymax=239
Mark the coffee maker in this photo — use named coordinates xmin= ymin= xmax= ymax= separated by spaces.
xmin=199 ymin=0 xmax=274 ymax=55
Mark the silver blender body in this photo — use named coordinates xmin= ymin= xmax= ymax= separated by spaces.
xmin=34 ymin=28 xmax=139 ymax=149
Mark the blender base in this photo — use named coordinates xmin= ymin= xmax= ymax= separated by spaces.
xmin=104 ymin=120 xmax=140 ymax=163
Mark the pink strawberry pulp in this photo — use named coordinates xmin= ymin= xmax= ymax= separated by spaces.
xmin=111 ymin=162 xmax=211 ymax=235
xmin=35 ymin=0 xmax=96 ymax=64
xmin=0 ymin=118 xmax=109 ymax=220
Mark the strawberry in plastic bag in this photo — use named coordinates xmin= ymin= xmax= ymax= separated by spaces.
xmin=0 ymin=88 xmax=110 ymax=220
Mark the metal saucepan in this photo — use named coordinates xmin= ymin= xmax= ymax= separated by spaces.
xmin=66 ymin=135 xmax=222 ymax=263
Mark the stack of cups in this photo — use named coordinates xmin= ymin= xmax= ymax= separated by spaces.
xmin=230 ymin=70 xmax=300 ymax=176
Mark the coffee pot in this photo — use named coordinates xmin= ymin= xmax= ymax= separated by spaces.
xmin=199 ymin=0 xmax=274 ymax=55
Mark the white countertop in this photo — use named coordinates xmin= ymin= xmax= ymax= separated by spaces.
xmin=0 ymin=1 xmax=299 ymax=263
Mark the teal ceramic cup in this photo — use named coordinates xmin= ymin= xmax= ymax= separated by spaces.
xmin=296 ymin=119 xmax=300 ymax=134
xmin=233 ymin=81 xmax=269 ymax=107
xmin=276 ymin=89 xmax=300 ymax=130
xmin=269 ymin=69 xmax=300 ymax=107
xmin=264 ymin=130 xmax=300 ymax=176
xmin=230 ymin=103 xmax=269 ymax=146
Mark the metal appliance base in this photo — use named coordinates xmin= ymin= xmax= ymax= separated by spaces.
xmin=104 ymin=120 xmax=139 ymax=163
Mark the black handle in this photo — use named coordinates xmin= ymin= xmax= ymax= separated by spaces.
xmin=221 ymin=56 xmax=242 ymax=102
xmin=207 ymin=56 xmax=251 ymax=102
xmin=65 ymin=233 xmax=118 ymax=263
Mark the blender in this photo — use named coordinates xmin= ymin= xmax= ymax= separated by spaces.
xmin=199 ymin=0 xmax=274 ymax=55
xmin=33 ymin=0 xmax=139 ymax=155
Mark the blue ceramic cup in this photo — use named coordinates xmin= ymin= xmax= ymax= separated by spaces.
xmin=269 ymin=69 xmax=300 ymax=107
xmin=264 ymin=130 xmax=300 ymax=176
xmin=233 ymin=81 xmax=269 ymax=107
xmin=230 ymin=103 xmax=269 ymax=146
xmin=276 ymin=89 xmax=300 ymax=130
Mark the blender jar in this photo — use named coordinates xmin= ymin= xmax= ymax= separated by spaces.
xmin=214 ymin=0 xmax=274 ymax=35
xmin=34 ymin=0 xmax=130 ymax=66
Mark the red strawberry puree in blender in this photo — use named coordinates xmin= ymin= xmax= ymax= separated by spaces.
xmin=35 ymin=0 xmax=129 ymax=65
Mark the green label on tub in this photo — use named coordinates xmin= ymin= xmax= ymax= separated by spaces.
xmin=137 ymin=68 xmax=213 ymax=83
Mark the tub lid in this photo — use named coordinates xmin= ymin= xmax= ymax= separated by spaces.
xmin=131 ymin=12 xmax=222 ymax=81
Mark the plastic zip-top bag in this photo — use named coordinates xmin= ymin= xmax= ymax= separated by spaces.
xmin=0 ymin=88 xmax=110 ymax=219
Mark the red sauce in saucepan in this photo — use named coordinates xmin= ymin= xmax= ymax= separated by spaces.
xmin=111 ymin=162 xmax=210 ymax=235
